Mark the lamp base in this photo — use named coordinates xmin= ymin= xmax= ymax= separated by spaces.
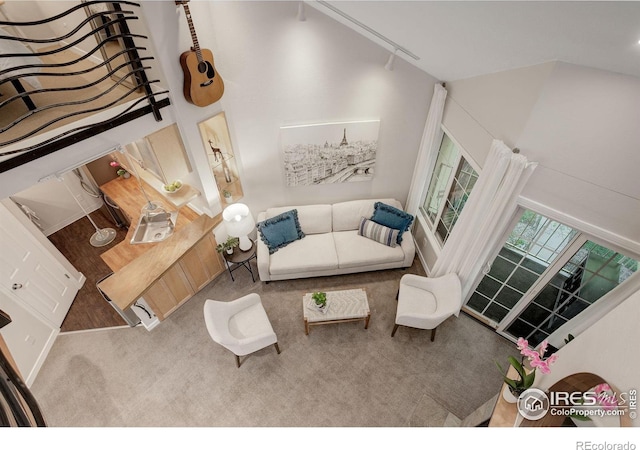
xmin=238 ymin=235 xmax=252 ymax=251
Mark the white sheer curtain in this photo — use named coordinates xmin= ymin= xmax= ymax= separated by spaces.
xmin=431 ymin=139 xmax=538 ymax=312
xmin=406 ymin=83 xmax=447 ymax=213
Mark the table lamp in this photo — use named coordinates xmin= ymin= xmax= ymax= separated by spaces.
xmin=222 ymin=203 xmax=255 ymax=251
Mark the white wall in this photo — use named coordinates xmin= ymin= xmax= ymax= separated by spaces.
xmin=10 ymin=171 xmax=102 ymax=236
xmin=439 ymin=61 xmax=640 ymax=251
xmin=535 ymin=289 xmax=640 ymax=427
xmin=518 ymin=63 xmax=640 ymax=247
xmin=198 ymin=1 xmax=436 ymax=214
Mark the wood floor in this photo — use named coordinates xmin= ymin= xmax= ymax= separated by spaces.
xmin=47 ymin=209 xmax=129 ymax=332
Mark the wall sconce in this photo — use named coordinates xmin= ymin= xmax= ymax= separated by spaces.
xmin=222 ymin=203 xmax=255 ymax=251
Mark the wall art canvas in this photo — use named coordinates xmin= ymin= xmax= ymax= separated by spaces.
xmin=281 ymin=120 xmax=380 ymax=186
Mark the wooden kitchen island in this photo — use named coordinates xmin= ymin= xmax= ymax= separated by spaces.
xmin=97 ymin=176 xmax=225 ymax=323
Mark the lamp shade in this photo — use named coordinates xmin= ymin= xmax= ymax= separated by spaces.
xmin=222 ymin=203 xmax=255 ymax=250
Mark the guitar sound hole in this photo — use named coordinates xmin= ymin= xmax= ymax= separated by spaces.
xmin=197 ymin=61 xmax=208 ymax=74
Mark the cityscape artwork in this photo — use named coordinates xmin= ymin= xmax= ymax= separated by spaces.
xmin=281 ymin=120 xmax=380 ymax=186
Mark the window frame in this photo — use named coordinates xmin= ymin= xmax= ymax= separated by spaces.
xmin=419 ymin=126 xmax=481 ymax=248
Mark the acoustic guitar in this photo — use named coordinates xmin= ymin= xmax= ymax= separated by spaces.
xmin=175 ymin=0 xmax=224 ymax=106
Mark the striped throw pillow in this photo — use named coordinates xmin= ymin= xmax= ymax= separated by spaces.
xmin=357 ymin=217 xmax=399 ymax=248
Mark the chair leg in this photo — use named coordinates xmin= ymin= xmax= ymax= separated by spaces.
xmin=235 ymin=354 xmax=241 ymax=368
xmin=391 ymin=324 xmax=399 ymax=337
xmin=430 ymin=327 xmax=437 ymax=342
xmin=274 ymin=342 xmax=281 ymax=354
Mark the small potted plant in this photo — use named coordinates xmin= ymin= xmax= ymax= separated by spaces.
xmin=116 ymin=168 xmax=130 ymax=179
xmin=312 ymin=292 xmax=327 ymax=310
xmin=216 ymin=236 xmax=240 ymax=255
xmin=222 ymin=189 xmax=232 ymax=204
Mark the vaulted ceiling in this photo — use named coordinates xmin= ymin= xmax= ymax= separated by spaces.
xmin=312 ymin=1 xmax=640 ymax=81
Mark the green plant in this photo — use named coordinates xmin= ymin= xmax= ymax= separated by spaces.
xmin=312 ymin=292 xmax=327 ymax=307
xmin=215 ymin=236 xmax=240 ymax=253
xmin=496 ymin=337 xmax=558 ymax=397
xmin=116 ymin=168 xmax=127 ymax=176
xmin=222 ymin=189 xmax=232 ymax=198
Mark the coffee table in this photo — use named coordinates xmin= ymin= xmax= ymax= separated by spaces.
xmin=302 ymin=288 xmax=370 ymax=335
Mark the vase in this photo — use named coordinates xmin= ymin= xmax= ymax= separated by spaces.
xmin=226 ymin=248 xmax=233 ymax=255
xmin=502 ymin=387 xmax=520 ymax=404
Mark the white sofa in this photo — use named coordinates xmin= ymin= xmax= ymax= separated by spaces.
xmin=256 ymin=198 xmax=415 ymax=281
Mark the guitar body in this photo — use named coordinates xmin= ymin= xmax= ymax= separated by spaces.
xmin=179 ymin=48 xmax=224 ymax=107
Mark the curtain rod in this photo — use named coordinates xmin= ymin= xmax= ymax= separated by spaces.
xmin=315 ymin=0 xmax=420 ymax=61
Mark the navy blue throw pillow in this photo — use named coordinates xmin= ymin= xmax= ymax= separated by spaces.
xmin=257 ymin=209 xmax=305 ymax=254
xmin=370 ymin=202 xmax=414 ymax=244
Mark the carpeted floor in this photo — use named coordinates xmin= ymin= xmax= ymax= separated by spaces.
xmin=30 ymin=257 xmax=519 ymax=427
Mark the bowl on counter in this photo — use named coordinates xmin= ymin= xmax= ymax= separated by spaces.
xmin=162 ymin=180 xmax=183 ymax=194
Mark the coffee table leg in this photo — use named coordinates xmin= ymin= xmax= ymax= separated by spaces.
xmin=304 ymin=319 xmax=309 ymax=335
xmin=364 ymin=314 xmax=370 ymax=329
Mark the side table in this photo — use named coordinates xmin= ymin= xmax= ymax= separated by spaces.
xmin=223 ymin=241 xmax=257 ymax=282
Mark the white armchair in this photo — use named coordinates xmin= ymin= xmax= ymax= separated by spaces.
xmin=391 ymin=273 xmax=462 ymax=342
xmin=204 ymin=293 xmax=280 ymax=368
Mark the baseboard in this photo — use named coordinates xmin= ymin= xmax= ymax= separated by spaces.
xmin=25 ymin=327 xmax=59 ymax=388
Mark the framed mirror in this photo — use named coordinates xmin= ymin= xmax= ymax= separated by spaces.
xmin=198 ymin=112 xmax=243 ymax=204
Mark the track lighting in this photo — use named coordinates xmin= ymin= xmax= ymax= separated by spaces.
xmin=385 ymin=49 xmax=397 ymax=71
xmin=296 ymin=2 xmax=306 ymax=21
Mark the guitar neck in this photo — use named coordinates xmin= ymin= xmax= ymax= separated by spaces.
xmin=181 ymin=3 xmax=204 ymax=63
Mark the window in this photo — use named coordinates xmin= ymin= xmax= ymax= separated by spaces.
xmin=420 ymin=132 xmax=479 ymax=245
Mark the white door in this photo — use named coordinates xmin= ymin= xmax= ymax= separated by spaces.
xmin=0 ymin=203 xmax=80 ymax=328
xmin=0 ymin=288 xmax=58 ymax=387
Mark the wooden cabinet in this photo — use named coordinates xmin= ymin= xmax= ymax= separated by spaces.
xmin=142 ymin=232 xmax=223 ymax=321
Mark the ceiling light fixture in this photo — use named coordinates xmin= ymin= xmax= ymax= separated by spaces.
xmin=296 ymin=2 xmax=306 ymax=22
xmin=315 ymin=0 xmax=419 ymax=62
xmin=385 ymin=49 xmax=397 ymax=71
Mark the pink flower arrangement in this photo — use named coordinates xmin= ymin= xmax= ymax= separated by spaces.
xmin=516 ymin=337 xmax=559 ymax=375
xmin=109 ymin=160 xmax=120 ymax=168
xmin=497 ymin=337 xmax=559 ymax=396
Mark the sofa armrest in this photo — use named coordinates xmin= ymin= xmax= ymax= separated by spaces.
xmin=256 ymin=212 xmax=271 ymax=281
xmin=400 ymin=230 xmax=416 ymax=267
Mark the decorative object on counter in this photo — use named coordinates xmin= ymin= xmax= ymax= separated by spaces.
xmin=110 ymin=160 xmax=130 ymax=178
xmin=312 ymin=291 xmax=327 ymax=310
xmin=222 ymin=203 xmax=255 ymax=251
xmin=163 ymin=180 xmax=183 ymax=194
xmin=496 ymin=337 xmax=558 ymax=402
xmin=222 ymin=189 xmax=232 ymax=203
xmin=216 ymin=236 xmax=239 ymax=255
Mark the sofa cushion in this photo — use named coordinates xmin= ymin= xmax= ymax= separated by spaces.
xmin=333 ymin=230 xmax=405 ymax=269
xmin=268 ymin=234 xmax=339 ymax=275
xmin=332 ymin=198 xmax=401 ymax=232
xmin=257 ymin=209 xmax=305 ymax=254
xmin=358 ymin=217 xmax=399 ymax=247
xmin=265 ymin=204 xmax=332 ymax=235
xmin=370 ymin=201 xmax=414 ymax=244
